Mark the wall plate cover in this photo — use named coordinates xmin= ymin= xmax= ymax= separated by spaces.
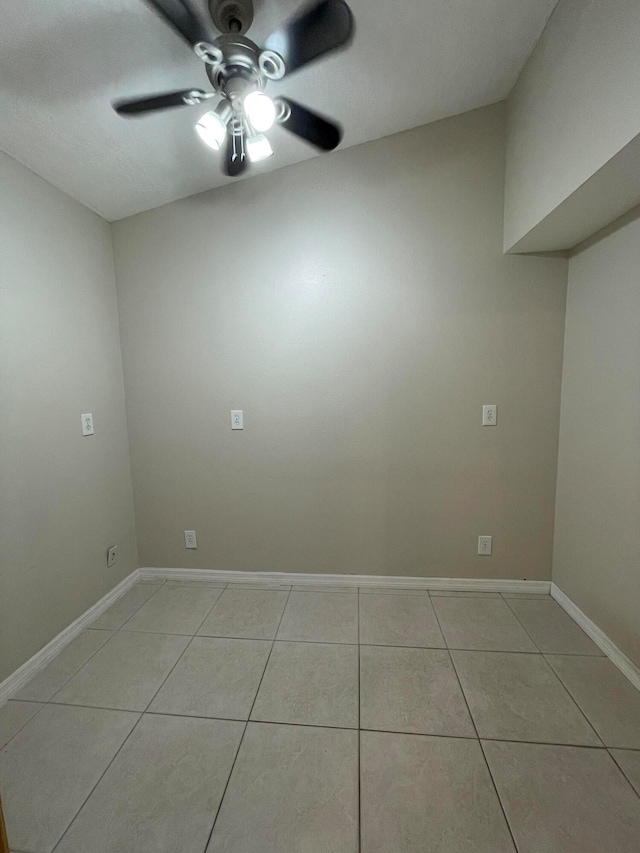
xmin=478 ymin=535 xmax=493 ymax=555
xmin=231 ymin=410 xmax=243 ymax=430
xmin=482 ymin=405 xmax=497 ymax=426
xmin=107 ymin=546 xmax=117 ymax=567
xmin=81 ymin=413 xmax=94 ymax=435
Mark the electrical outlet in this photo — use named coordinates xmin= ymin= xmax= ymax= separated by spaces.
xmin=231 ymin=410 xmax=244 ymax=430
xmin=482 ymin=405 xmax=497 ymax=426
xmin=107 ymin=546 xmax=117 ymax=567
xmin=81 ymin=413 xmax=94 ymax=436
xmin=478 ymin=535 xmax=492 ymax=556
xmin=184 ymin=530 xmax=197 ymax=549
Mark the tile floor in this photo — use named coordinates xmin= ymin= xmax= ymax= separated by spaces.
xmin=1 ymin=581 xmax=640 ymax=852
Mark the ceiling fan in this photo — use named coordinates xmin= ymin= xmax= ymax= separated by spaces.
xmin=113 ymin=0 xmax=354 ymax=176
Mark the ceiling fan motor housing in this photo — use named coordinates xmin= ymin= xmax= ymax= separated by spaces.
xmin=205 ymin=35 xmax=264 ymax=105
xmin=209 ymin=0 xmax=254 ymax=34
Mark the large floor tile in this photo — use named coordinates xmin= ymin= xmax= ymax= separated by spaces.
xmin=15 ymin=629 xmax=113 ymax=701
xmin=451 ymin=650 xmax=600 ymax=745
xmin=359 ymin=594 xmax=444 ymax=648
xmin=206 ymin=722 xmax=358 ymax=853
xmin=55 ymin=714 xmax=244 ymax=853
xmin=432 ymin=596 xmax=536 ymax=652
xmin=546 ymin=655 xmax=640 ymax=748
xmin=360 ymin=731 xmax=515 ymax=853
xmin=277 ymin=592 xmax=358 ymax=643
xmin=123 ymin=584 xmax=224 ymax=635
xmin=91 ymin=583 xmax=163 ymax=630
xmin=198 ymin=589 xmax=289 ymax=640
xmin=149 ymin=638 xmax=271 ymax=720
xmin=506 ymin=599 xmax=602 ymax=654
xmin=251 ymin=642 xmax=358 ymax=728
xmin=52 ymin=631 xmax=190 ymax=711
xmin=610 ymin=749 xmax=640 ymax=796
xmin=0 ymin=700 xmax=43 ymax=748
xmin=483 ymin=740 xmax=640 ymax=853
xmin=0 ymin=703 xmax=138 ymax=853
xmin=360 ymin=646 xmax=474 ymax=737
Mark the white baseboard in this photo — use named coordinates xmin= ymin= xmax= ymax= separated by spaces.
xmin=139 ymin=567 xmax=551 ymax=594
xmin=551 ymin=582 xmax=640 ymax=692
xmin=3 ymin=568 xmax=637 ymax=706
xmin=0 ymin=569 xmax=140 ymax=707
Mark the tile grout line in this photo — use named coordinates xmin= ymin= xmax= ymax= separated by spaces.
xmin=117 ymin=583 xmax=226 ymax=637
xmin=431 ymin=598 xmax=522 ymax=853
xmin=64 ymin=628 xmax=608 ymax=655
xmin=104 ymin=580 xmax=169 ymax=634
xmin=136 ymin=585 xmax=234 ymax=716
xmin=500 ymin=596 xmax=544 ymax=653
xmin=607 ymin=748 xmax=640 ymax=804
xmin=50 ymin=711 xmax=146 ymax=853
xmin=0 ymin=699 xmax=49 ymax=753
xmin=37 ymin=630 xmax=117 ymax=706
xmin=53 ymin=616 xmax=212 ymax=846
xmin=541 ymin=653 xmax=617 ymax=747
xmin=16 ymin=579 xmax=166 ymax=704
xmin=19 ymin=700 xmax=615 ymax=749
xmin=200 ymin=587 xmax=294 ymax=853
xmin=535 ymin=655 xmax=604 ymax=747
xmin=477 ymin=738 xmax=521 ymax=853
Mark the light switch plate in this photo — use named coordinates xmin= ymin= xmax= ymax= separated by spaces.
xmin=482 ymin=405 xmax=497 ymax=426
xmin=81 ymin=413 xmax=94 ymax=436
xmin=231 ymin=410 xmax=243 ymax=430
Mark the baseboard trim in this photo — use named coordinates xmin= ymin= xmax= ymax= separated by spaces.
xmin=550 ymin=582 xmax=640 ymax=691
xmin=139 ymin=567 xmax=551 ymax=594
xmin=3 ymin=569 xmax=637 ymax=706
xmin=0 ymin=569 xmax=141 ymax=707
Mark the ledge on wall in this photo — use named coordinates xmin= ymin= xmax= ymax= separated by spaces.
xmin=505 ymin=133 xmax=640 ymax=254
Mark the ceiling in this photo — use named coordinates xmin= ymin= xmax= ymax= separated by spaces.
xmin=0 ymin=0 xmax=558 ymax=220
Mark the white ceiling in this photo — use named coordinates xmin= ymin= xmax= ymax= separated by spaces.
xmin=0 ymin=0 xmax=558 ymax=220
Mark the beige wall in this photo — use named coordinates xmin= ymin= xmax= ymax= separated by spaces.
xmin=504 ymin=0 xmax=640 ymax=251
xmin=113 ymin=103 xmax=567 ymax=580
xmin=0 ymin=152 xmax=138 ymax=682
xmin=553 ymin=210 xmax=640 ymax=667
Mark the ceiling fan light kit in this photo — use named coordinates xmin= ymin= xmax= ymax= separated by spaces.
xmin=113 ymin=0 xmax=354 ymax=177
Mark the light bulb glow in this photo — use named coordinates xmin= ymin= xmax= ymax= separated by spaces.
xmin=195 ymin=110 xmax=227 ymax=150
xmin=244 ymin=92 xmax=276 ymax=133
xmin=246 ymin=134 xmax=274 ymax=163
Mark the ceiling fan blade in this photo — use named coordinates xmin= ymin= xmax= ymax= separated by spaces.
xmin=142 ymin=0 xmax=213 ymax=47
xmin=113 ymin=89 xmax=209 ymax=116
xmin=277 ymin=98 xmax=342 ymax=150
xmin=222 ymin=130 xmax=248 ymax=177
xmin=264 ymin=0 xmax=354 ymax=76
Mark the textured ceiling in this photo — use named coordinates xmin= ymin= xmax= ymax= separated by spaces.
xmin=0 ymin=0 xmax=558 ymax=220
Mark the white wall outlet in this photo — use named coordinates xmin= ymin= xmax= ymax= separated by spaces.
xmin=478 ymin=535 xmax=493 ymax=556
xmin=482 ymin=404 xmax=497 ymax=426
xmin=231 ymin=410 xmax=243 ymax=430
xmin=81 ymin=413 xmax=94 ymax=436
xmin=184 ymin=530 xmax=197 ymax=549
xmin=107 ymin=546 xmax=117 ymax=568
